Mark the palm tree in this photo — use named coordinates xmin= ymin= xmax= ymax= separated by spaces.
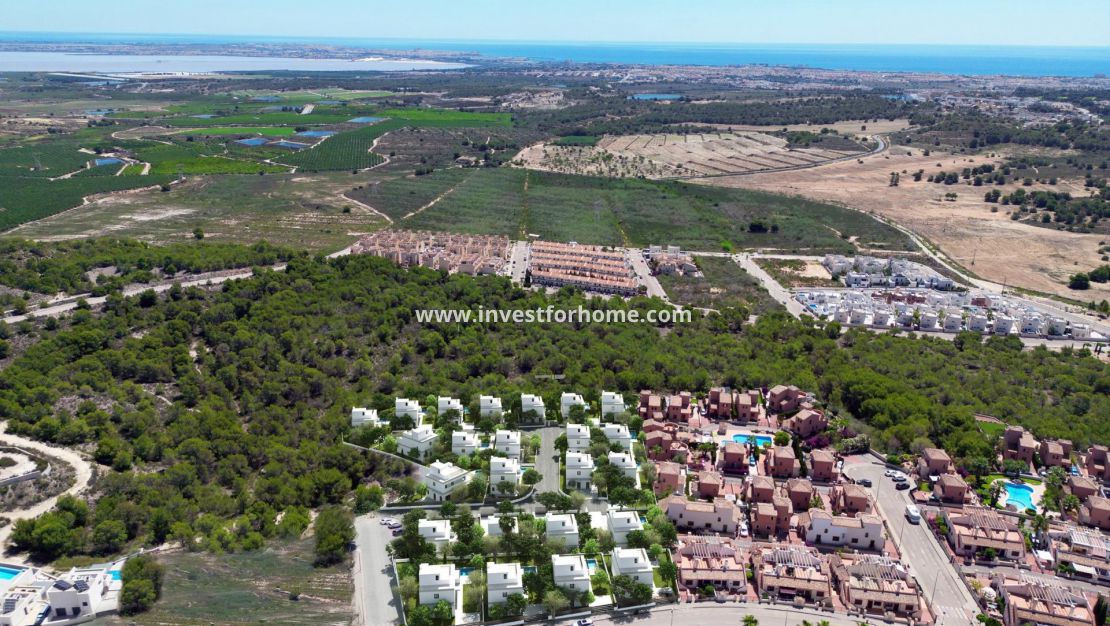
xmin=1031 ymin=513 xmax=1049 ymax=549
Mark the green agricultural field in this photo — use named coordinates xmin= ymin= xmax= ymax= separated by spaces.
xmin=163 ymin=111 xmax=356 ymax=127
xmin=657 ymin=255 xmax=782 ymax=314
xmin=175 ymin=126 xmax=299 ymax=137
xmin=0 ymin=174 xmax=174 ymax=231
xmin=555 ymin=135 xmax=600 ymax=146
xmin=396 ymin=168 xmax=912 ymax=251
xmin=278 ymin=119 xmax=403 ymax=171
xmin=134 ymin=142 xmax=288 ymax=176
xmin=380 ymin=108 xmax=512 ymax=127
xmin=347 ymin=167 xmax=475 ymax=220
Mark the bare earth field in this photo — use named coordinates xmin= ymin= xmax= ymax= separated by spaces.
xmin=698 ymin=118 xmax=913 ymax=135
xmin=6 ymin=172 xmax=390 ymax=251
xmin=699 ymin=146 xmax=1110 ymax=299
xmin=515 ymin=131 xmax=866 ymax=179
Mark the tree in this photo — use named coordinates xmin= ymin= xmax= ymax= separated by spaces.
xmin=120 ymin=579 xmax=157 ymax=615
xmin=120 ymin=554 xmax=164 ymax=615
xmin=743 ymin=616 xmax=759 ymax=626
xmin=314 ymin=506 xmax=354 ymax=566
xmin=92 ymin=520 xmax=128 ymax=555
xmin=542 ymin=589 xmax=569 ymax=616
xmin=1070 ymin=273 xmax=1091 ymax=290
xmin=192 ymin=228 xmax=205 ymax=240
xmin=773 ymin=431 xmax=790 ymax=447
xmin=522 ymin=468 xmax=542 ymax=485
xmin=658 ymin=560 xmax=677 ymax=584
xmin=611 ymin=574 xmax=652 ymax=607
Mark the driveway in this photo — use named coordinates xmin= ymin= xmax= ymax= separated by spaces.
xmin=626 ymin=249 xmax=667 ymax=300
xmin=843 ymin=460 xmax=979 ymax=626
xmin=353 ymin=513 xmax=403 ymax=626
xmin=532 ymin=426 xmax=562 ymax=498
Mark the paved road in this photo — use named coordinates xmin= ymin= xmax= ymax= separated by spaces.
xmin=552 ymin=601 xmax=865 ymax=626
xmin=1 ymin=265 xmax=284 ymax=325
xmin=0 ymin=424 xmax=96 ymax=559
xmin=532 ymin=426 xmax=562 ymax=500
xmin=353 ymin=513 xmax=403 ymax=626
xmin=627 ymin=250 xmax=667 ymax=300
xmin=732 ymin=253 xmax=807 ymax=317
xmin=508 ymin=241 xmax=530 ymax=284
xmin=843 ymin=461 xmax=978 ymax=626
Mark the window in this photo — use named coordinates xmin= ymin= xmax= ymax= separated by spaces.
xmin=434 ymin=593 xmax=440 ymax=599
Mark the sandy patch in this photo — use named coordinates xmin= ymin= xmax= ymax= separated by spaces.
xmin=699 ymin=147 xmax=1110 ymax=299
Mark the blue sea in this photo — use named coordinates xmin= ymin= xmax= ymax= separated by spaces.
xmin=0 ymin=32 xmax=1108 ymax=77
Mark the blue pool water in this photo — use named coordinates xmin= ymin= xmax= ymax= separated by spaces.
xmin=731 ymin=434 xmax=774 ymax=448
xmin=459 ymin=567 xmax=476 ymax=577
xmin=1004 ymin=483 xmax=1037 ymax=511
xmin=109 ymin=570 xmax=121 ymax=581
xmin=297 ymin=130 xmax=336 ymax=138
xmin=0 ymin=566 xmax=24 ymax=580
xmin=234 ymin=137 xmax=269 ymax=146
xmin=522 ymin=566 xmax=537 ymax=575
xmin=269 ymin=140 xmax=310 ymax=150
xmin=631 ymin=93 xmax=681 ymax=100
xmin=93 ymin=158 xmax=122 ymax=166
xmin=585 ymin=559 xmax=598 ymax=571
xmin=348 ymin=116 xmax=384 ymax=124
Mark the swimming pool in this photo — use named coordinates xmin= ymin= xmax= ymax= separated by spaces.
xmin=109 ymin=570 xmax=121 ymax=581
xmin=585 ymin=558 xmax=598 ymax=571
xmin=1004 ymin=482 xmax=1037 ymax=512
xmin=348 ymin=116 xmax=384 ymax=124
xmin=94 ymin=158 xmax=122 ymax=166
xmin=731 ymin=433 xmax=774 ymax=448
xmin=0 ymin=566 xmax=24 ymax=581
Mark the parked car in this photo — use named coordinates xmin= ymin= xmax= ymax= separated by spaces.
xmin=891 ymin=472 xmax=908 ymax=482
xmin=387 ymin=522 xmax=402 ymax=530
xmin=857 ymin=478 xmax=873 ymax=487
xmin=392 ymin=528 xmax=403 ymax=536
xmin=576 ymin=619 xmax=593 ymax=626
xmin=905 ymin=504 xmax=921 ymax=524
xmin=884 ymin=469 xmax=897 ymax=477
xmin=895 ymin=481 xmax=911 ymax=490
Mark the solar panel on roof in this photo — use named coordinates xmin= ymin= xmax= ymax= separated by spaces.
xmin=73 ymin=581 xmax=89 ymax=592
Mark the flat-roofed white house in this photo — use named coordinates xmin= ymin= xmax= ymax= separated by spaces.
xmin=351 ymin=407 xmax=381 ymax=428
xmin=395 ymin=398 xmax=423 ymax=424
xmin=487 ymin=562 xmax=525 ymax=604
xmin=607 ymin=509 xmax=644 ymax=546
xmin=452 ymin=431 xmax=479 ymax=456
xmin=424 ymin=461 xmax=469 ymax=502
xmin=561 ymin=392 xmax=588 ymax=419
xmin=521 ymin=394 xmax=546 ymax=420
xmin=546 ymin=513 xmax=580 ymax=548
xmin=552 ymin=554 xmax=591 ymax=593
xmin=490 ymin=457 xmax=521 ymax=490
xmin=398 ymin=425 xmax=438 ymax=459
xmin=607 ymin=451 xmax=640 ymax=488
xmin=419 ymin=563 xmax=461 ymax=606
xmin=601 ymin=423 xmax=633 ymax=451
xmin=418 ymin=519 xmax=454 ymax=548
xmin=493 ymin=430 xmax=522 ymax=458
xmin=566 ymin=452 xmax=595 ymax=491
xmin=480 ymin=395 xmax=503 ymax=418
xmin=567 ymin=424 xmax=592 ymax=452
xmin=437 ymin=396 xmax=464 ymax=420
xmin=611 ymin=547 xmax=654 ymax=587
xmin=601 ymin=391 xmax=626 ymax=419
xmin=481 ymin=515 xmax=511 ymax=538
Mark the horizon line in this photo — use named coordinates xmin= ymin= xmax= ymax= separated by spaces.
xmin=2 ymin=30 xmax=1109 ymax=50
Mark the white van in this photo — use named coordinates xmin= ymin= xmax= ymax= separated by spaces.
xmin=905 ymin=504 xmax=921 ymax=524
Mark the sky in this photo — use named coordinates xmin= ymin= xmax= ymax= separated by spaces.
xmin=4 ymin=0 xmax=1110 ymax=47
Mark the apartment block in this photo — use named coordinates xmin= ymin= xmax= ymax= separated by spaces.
xmin=946 ymin=509 xmax=1026 ymax=560
xmin=674 ymin=536 xmax=748 ymax=593
xmin=830 ymin=555 xmax=922 ymax=620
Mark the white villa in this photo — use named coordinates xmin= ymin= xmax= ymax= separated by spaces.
xmin=552 ymin=554 xmax=591 ymax=594
xmin=493 ymin=430 xmax=522 ymax=458
xmin=607 ymin=451 xmax=640 ymax=488
xmin=395 ymin=398 xmax=423 ymax=424
xmin=398 ymin=425 xmax=438 ymax=459
xmin=487 ymin=562 xmax=525 ymax=605
xmin=437 ymin=396 xmax=464 ymax=420
xmin=612 ymin=547 xmax=654 ymax=587
xmin=490 ymin=457 xmax=521 ymax=489
xmin=451 ymin=431 xmax=479 ymax=456
xmin=521 ymin=394 xmax=546 ymax=420
xmin=424 ymin=461 xmax=469 ymax=502
xmin=545 ymin=513 xmax=580 ymax=548
xmin=419 ymin=563 xmax=461 ymax=607
xmin=481 ymin=515 xmax=509 ymax=538
xmin=565 ymin=452 xmax=595 ymax=491
xmin=480 ymin=395 xmax=503 ymax=418
xmin=351 ymin=407 xmax=382 ymax=427
xmin=418 ymin=519 xmax=454 ymax=548
xmin=560 ymin=392 xmax=588 ymax=419
xmin=601 ymin=423 xmax=633 ymax=451
xmin=600 ymin=391 xmax=626 ymax=418
xmin=607 ymin=509 xmax=644 ymax=546
xmin=567 ymin=424 xmax=592 ymax=452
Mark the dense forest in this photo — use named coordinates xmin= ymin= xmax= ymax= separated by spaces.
xmin=0 ymin=251 xmax=1106 ymax=562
